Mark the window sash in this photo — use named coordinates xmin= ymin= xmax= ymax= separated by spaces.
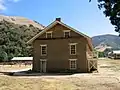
xmin=46 ymin=32 xmax=52 ymax=38
xmin=64 ymin=32 xmax=70 ymax=37
xmin=70 ymin=60 xmax=77 ymax=69
xmin=70 ymin=44 xmax=76 ymax=55
xmin=41 ymin=45 xmax=47 ymax=56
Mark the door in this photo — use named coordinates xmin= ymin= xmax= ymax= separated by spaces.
xmin=40 ymin=61 xmax=46 ymax=73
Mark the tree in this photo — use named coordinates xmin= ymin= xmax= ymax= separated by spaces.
xmin=0 ymin=47 xmax=8 ymax=62
xmin=98 ymin=52 xmax=105 ymax=57
xmin=0 ymin=20 xmax=41 ymax=61
xmin=97 ymin=0 xmax=120 ymax=35
xmin=89 ymin=0 xmax=120 ymax=35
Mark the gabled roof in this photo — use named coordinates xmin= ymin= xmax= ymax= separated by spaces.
xmin=27 ymin=20 xmax=90 ymax=44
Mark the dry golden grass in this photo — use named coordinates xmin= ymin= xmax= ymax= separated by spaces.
xmin=0 ymin=76 xmax=77 ymax=90
xmin=0 ymin=75 xmax=119 ymax=90
xmin=98 ymin=59 xmax=120 ymax=72
xmin=0 ymin=59 xmax=120 ymax=90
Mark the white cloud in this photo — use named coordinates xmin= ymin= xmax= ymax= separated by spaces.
xmin=0 ymin=4 xmax=6 ymax=10
xmin=0 ymin=0 xmax=6 ymax=10
xmin=9 ymin=0 xmax=20 ymax=2
xmin=0 ymin=0 xmax=20 ymax=11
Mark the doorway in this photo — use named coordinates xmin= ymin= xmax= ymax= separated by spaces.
xmin=40 ymin=60 xmax=47 ymax=73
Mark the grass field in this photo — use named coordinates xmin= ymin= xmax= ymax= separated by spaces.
xmin=0 ymin=59 xmax=120 ymax=90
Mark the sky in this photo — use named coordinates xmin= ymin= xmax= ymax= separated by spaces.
xmin=0 ymin=0 xmax=118 ymax=37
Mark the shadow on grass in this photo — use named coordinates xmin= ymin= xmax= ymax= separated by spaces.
xmin=0 ymin=69 xmax=94 ymax=77
xmin=0 ymin=70 xmax=74 ymax=76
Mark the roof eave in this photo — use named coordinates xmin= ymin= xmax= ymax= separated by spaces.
xmin=27 ymin=20 xmax=91 ymax=44
xmin=27 ymin=21 xmax=58 ymax=44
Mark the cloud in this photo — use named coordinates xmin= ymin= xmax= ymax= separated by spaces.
xmin=0 ymin=0 xmax=20 ymax=11
xmin=0 ymin=0 xmax=6 ymax=10
xmin=0 ymin=4 xmax=6 ymax=10
xmin=9 ymin=0 xmax=20 ymax=2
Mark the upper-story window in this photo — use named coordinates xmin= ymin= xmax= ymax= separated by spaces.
xmin=46 ymin=31 xmax=52 ymax=38
xmin=69 ymin=43 xmax=77 ymax=55
xmin=40 ymin=44 xmax=47 ymax=56
xmin=64 ymin=30 xmax=70 ymax=38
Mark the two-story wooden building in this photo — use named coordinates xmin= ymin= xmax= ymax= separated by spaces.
xmin=27 ymin=18 xmax=97 ymax=73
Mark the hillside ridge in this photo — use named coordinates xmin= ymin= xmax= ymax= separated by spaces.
xmin=0 ymin=15 xmax=44 ymax=29
xmin=92 ymin=34 xmax=120 ymax=49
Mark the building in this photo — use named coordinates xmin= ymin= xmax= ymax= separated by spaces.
xmin=11 ymin=57 xmax=33 ymax=65
xmin=95 ymin=44 xmax=112 ymax=57
xmin=108 ymin=50 xmax=120 ymax=59
xmin=27 ymin=18 xmax=97 ymax=73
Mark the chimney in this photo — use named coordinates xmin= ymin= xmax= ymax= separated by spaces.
xmin=56 ymin=18 xmax=61 ymax=22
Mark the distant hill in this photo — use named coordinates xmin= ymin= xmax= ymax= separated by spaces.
xmin=92 ymin=34 xmax=120 ymax=49
xmin=0 ymin=15 xmax=44 ymax=29
xmin=0 ymin=15 xmax=44 ymax=61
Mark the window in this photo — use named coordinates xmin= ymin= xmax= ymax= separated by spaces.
xmin=69 ymin=43 xmax=77 ymax=55
xmin=64 ymin=30 xmax=70 ymax=38
xmin=46 ymin=31 xmax=52 ymax=38
xmin=69 ymin=59 xmax=77 ymax=69
xmin=40 ymin=45 xmax=47 ymax=56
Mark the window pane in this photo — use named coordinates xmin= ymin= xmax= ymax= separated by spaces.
xmin=64 ymin=32 xmax=70 ymax=37
xmin=41 ymin=46 xmax=47 ymax=55
xmin=70 ymin=45 xmax=76 ymax=54
xmin=71 ymin=45 xmax=75 ymax=49
xmin=71 ymin=50 xmax=75 ymax=54
xmin=70 ymin=60 xmax=76 ymax=69
xmin=46 ymin=33 xmax=52 ymax=38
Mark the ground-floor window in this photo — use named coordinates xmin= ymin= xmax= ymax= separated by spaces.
xmin=69 ymin=59 xmax=77 ymax=69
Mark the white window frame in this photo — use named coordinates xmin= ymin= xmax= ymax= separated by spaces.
xmin=63 ymin=30 xmax=70 ymax=37
xmin=69 ymin=59 xmax=77 ymax=69
xmin=40 ymin=44 xmax=47 ymax=56
xmin=46 ymin=31 xmax=53 ymax=38
xmin=40 ymin=59 xmax=47 ymax=61
xmin=69 ymin=43 xmax=77 ymax=55
xmin=40 ymin=59 xmax=47 ymax=65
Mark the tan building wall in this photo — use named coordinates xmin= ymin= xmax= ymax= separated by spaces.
xmin=32 ymin=23 xmax=92 ymax=72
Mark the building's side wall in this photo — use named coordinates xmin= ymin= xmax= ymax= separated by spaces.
xmin=33 ymin=23 xmax=92 ymax=72
xmin=86 ymin=45 xmax=93 ymax=59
